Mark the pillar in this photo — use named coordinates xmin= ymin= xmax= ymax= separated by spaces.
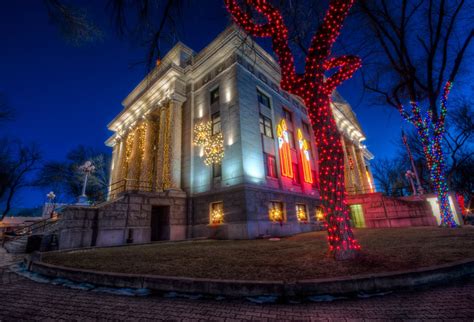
xmin=168 ymin=99 xmax=183 ymax=190
xmin=126 ymin=126 xmax=141 ymax=190
xmin=139 ymin=119 xmax=156 ymax=191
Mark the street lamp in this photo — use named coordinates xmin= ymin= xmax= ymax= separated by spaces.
xmin=405 ymin=170 xmax=417 ymax=196
xmin=77 ymin=161 xmax=95 ymax=205
xmin=402 ymin=131 xmax=424 ymax=195
xmin=46 ymin=191 xmax=56 ymax=218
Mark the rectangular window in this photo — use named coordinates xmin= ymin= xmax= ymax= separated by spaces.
xmin=213 ymin=163 xmax=222 ymax=178
xmin=287 ymin=130 xmax=295 ymax=149
xmin=296 ymin=204 xmax=308 ymax=222
xmin=211 ymin=112 xmax=221 ymax=135
xmin=210 ymin=87 xmax=220 ymax=105
xmin=210 ymin=202 xmax=224 ymax=225
xmin=265 ymin=154 xmax=277 ymax=178
xmin=269 ymin=201 xmax=284 ymax=222
xmin=292 ymin=163 xmax=300 ymax=184
xmin=302 ymin=121 xmax=310 ymax=134
xmin=283 ymin=108 xmax=293 ymax=123
xmin=257 ymin=90 xmax=271 ymax=108
xmin=311 ymin=170 xmax=318 ymax=188
xmin=259 ymin=114 xmax=273 ymax=138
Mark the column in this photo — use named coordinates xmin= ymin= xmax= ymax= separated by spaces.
xmin=155 ymin=105 xmax=166 ymax=191
xmin=139 ymin=118 xmax=156 ymax=191
xmin=349 ymin=142 xmax=363 ymax=193
xmin=354 ymin=147 xmax=371 ymax=193
xmin=168 ymin=99 xmax=183 ymax=190
xmin=126 ymin=126 xmax=141 ymax=190
xmin=108 ymin=141 xmax=121 ymax=199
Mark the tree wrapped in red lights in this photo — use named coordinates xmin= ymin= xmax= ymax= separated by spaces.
xmin=225 ymin=0 xmax=361 ymax=260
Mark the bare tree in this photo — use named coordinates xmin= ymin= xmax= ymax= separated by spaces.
xmin=0 ymin=93 xmax=12 ymax=123
xmin=36 ymin=145 xmax=110 ymax=204
xmin=0 ymin=140 xmax=41 ymax=221
xmin=226 ymin=0 xmax=362 ymax=260
xmin=357 ymin=0 xmax=474 ymax=227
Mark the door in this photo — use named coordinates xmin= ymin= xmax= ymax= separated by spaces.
xmin=349 ymin=204 xmax=366 ymax=228
xmin=151 ymin=206 xmax=170 ymax=241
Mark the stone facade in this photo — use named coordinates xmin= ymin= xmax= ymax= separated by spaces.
xmin=70 ymin=25 xmax=377 ymax=248
xmin=57 ymin=191 xmax=186 ymax=250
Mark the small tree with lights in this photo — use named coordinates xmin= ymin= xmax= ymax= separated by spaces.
xmin=225 ymin=0 xmax=361 ymax=260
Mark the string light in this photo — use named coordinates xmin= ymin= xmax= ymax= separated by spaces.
xmin=226 ymin=0 xmax=361 ymax=258
xmin=193 ymin=121 xmax=225 ymax=166
xmin=269 ymin=205 xmax=284 ymax=223
xmin=296 ymin=204 xmax=308 ymax=222
xmin=397 ymin=82 xmax=457 ymax=227
xmin=210 ymin=203 xmax=225 ymax=225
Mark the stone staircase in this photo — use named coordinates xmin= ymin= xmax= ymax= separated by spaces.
xmin=3 ymin=236 xmax=29 ymax=254
xmin=2 ymin=217 xmax=62 ymax=254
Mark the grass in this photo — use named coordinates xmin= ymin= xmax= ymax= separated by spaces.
xmin=42 ymin=227 xmax=474 ymax=281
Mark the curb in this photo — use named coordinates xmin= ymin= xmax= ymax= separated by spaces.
xmin=27 ymin=258 xmax=474 ymax=298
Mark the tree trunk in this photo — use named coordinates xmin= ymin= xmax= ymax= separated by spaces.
xmin=306 ymin=94 xmax=360 ymax=260
xmin=424 ymin=136 xmax=457 ymax=227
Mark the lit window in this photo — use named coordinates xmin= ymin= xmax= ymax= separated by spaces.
xmin=287 ymin=130 xmax=295 ymax=149
xmin=211 ymin=87 xmax=220 ymax=105
xmin=259 ymin=114 xmax=273 ymax=138
xmin=277 ymin=119 xmax=294 ymax=178
xmin=296 ymin=204 xmax=308 ymax=222
xmin=210 ymin=202 xmax=224 ymax=225
xmin=315 ymin=206 xmax=325 ymax=221
xmin=292 ymin=163 xmax=300 ymax=184
xmin=311 ymin=170 xmax=318 ymax=188
xmin=265 ymin=154 xmax=277 ymax=178
xmin=269 ymin=201 xmax=284 ymax=222
xmin=257 ymin=90 xmax=271 ymax=108
xmin=211 ymin=112 xmax=221 ymax=135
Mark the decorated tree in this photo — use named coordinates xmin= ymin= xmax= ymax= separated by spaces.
xmin=358 ymin=0 xmax=473 ymax=227
xmin=225 ymin=0 xmax=361 ymax=260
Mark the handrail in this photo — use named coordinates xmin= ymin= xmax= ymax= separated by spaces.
xmin=108 ymin=178 xmax=153 ymax=199
xmin=1 ymin=216 xmax=61 ymax=246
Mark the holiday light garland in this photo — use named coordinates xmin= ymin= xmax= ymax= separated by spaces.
xmin=269 ymin=205 xmax=284 ymax=223
xmin=296 ymin=204 xmax=308 ymax=222
xmin=193 ymin=121 xmax=225 ymax=166
xmin=397 ymin=82 xmax=457 ymax=227
xmin=277 ymin=119 xmax=294 ymax=178
xmin=210 ymin=203 xmax=225 ymax=225
xmin=226 ymin=0 xmax=361 ymax=259
xmin=297 ymin=129 xmax=313 ymax=184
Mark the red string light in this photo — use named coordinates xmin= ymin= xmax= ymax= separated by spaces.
xmin=225 ymin=0 xmax=361 ymax=259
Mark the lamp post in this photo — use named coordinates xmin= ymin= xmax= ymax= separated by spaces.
xmin=77 ymin=161 xmax=95 ymax=205
xmin=402 ymin=131 xmax=424 ymax=195
xmin=46 ymin=191 xmax=56 ymax=219
xmin=405 ymin=170 xmax=417 ymax=196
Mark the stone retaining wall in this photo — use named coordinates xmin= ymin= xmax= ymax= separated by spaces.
xmin=28 ymin=258 xmax=474 ymax=298
xmin=347 ymin=193 xmax=437 ymax=228
xmin=58 ymin=191 xmax=187 ymax=250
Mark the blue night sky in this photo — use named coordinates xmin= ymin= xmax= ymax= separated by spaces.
xmin=0 ymin=1 xmax=406 ymax=208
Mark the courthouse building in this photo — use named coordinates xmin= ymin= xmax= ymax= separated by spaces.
xmin=105 ymin=25 xmax=375 ymax=241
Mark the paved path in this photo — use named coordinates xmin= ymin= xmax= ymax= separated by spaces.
xmin=1 ymin=273 xmax=473 ymax=321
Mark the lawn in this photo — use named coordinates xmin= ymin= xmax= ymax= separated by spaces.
xmin=42 ymin=227 xmax=474 ymax=281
